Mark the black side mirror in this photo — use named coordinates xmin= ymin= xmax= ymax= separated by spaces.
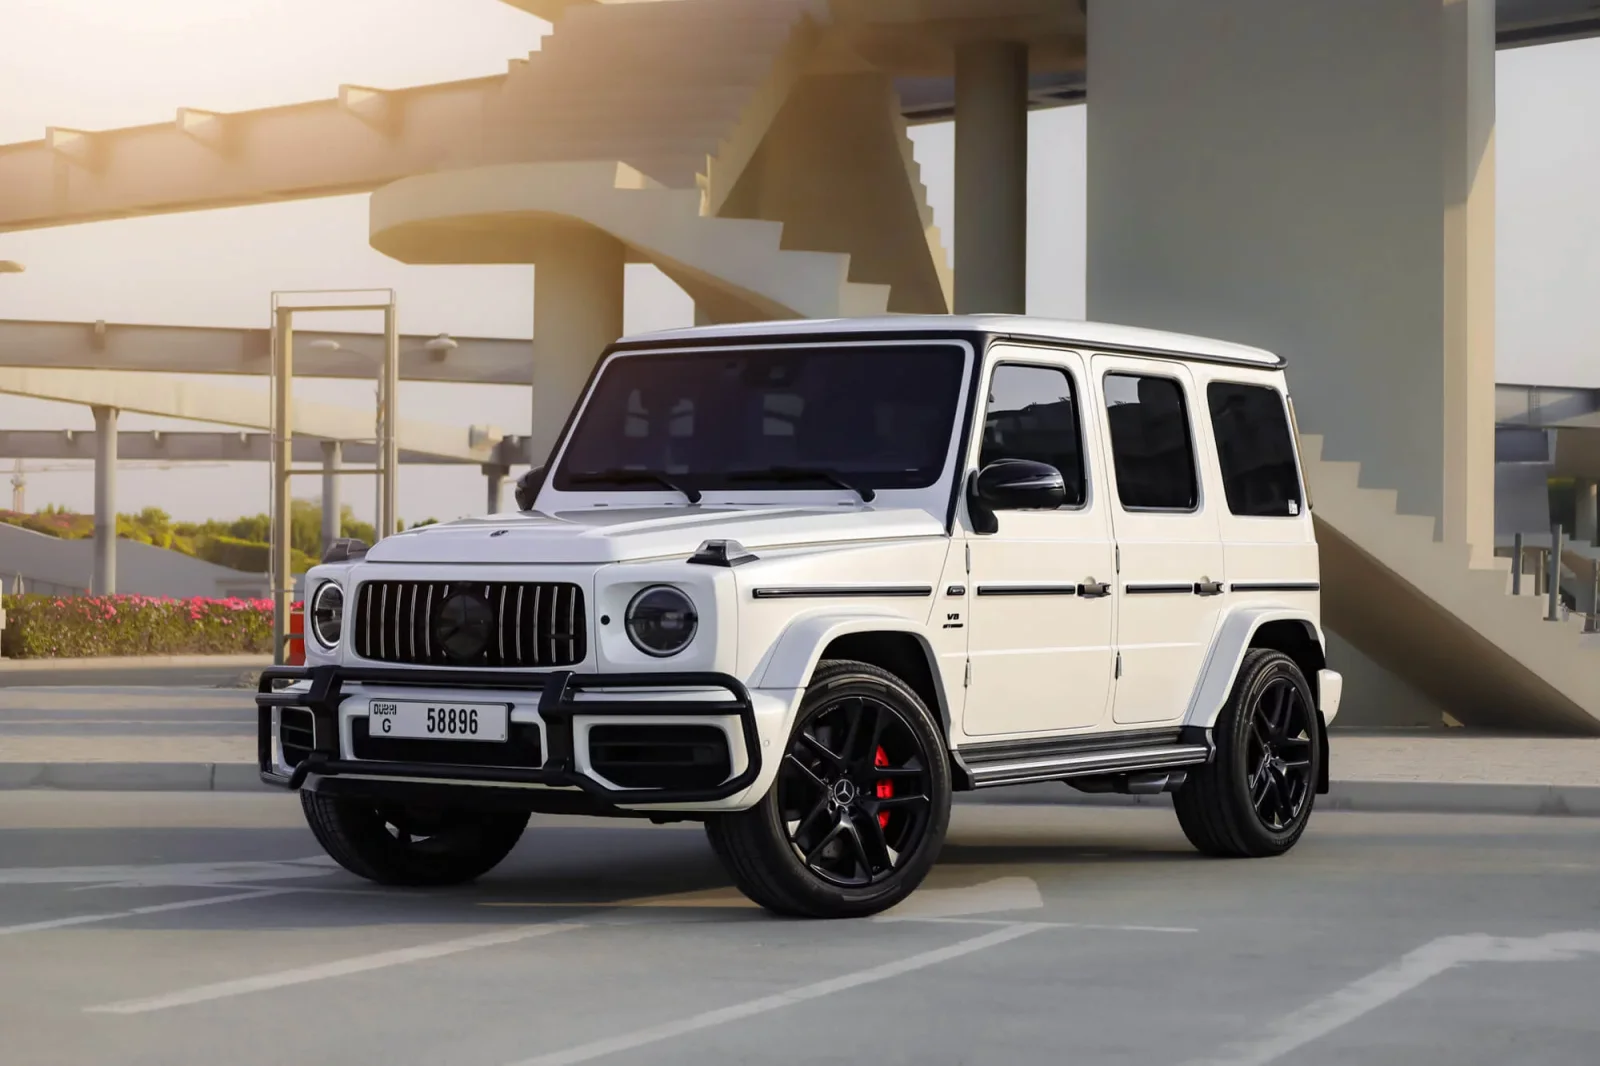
xmin=513 ymin=467 xmax=546 ymax=512
xmin=967 ymin=459 xmax=1066 ymax=534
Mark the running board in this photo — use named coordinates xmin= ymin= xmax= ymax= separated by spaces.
xmin=952 ymin=728 xmax=1213 ymax=790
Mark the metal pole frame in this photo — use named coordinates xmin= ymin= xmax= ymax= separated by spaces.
xmin=269 ymin=290 xmax=397 ymax=665
xmin=1548 ymin=522 xmax=1564 ymax=622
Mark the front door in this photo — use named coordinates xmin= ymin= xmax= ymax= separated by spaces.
xmin=1091 ymin=355 xmax=1226 ymax=726
xmin=963 ymin=350 xmax=1117 ymax=737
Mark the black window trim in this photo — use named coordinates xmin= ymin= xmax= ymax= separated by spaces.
xmin=1097 ymin=365 xmax=1204 ymax=516
xmin=977 ymin=356 xmax=1094 ymax=514
xmin=1205 ymin=378 xmax=1306 ymax=521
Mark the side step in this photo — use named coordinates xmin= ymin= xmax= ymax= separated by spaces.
xmin=952 ymin=728 xmax=1212 ymax=790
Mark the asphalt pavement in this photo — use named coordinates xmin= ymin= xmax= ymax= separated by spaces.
xmin=1 ymin=792 xmax=1598 ymax=1065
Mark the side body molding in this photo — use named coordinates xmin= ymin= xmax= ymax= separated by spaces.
xmin=1183 ymin=606 xmax=1329 ymax=729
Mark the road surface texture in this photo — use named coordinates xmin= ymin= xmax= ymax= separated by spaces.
xmin=1 ymin=792 xmax=1597 ymax=1065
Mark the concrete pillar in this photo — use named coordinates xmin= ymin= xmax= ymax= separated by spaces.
xmin=319 ymin=440 xmax=342 ymax=557
xmin=91 ymin=405 xmax=117 ymax=595
xmin=530 ymin=225 xmax=625 ymax=463
xmin=1576 ymin=479 xmax=1598 ymax=547
xmin=1086 ymin=0 xmax=1496 ymax=553
xmin=953 ymin=40 xmax=1029 ymax=314
xmin=484 ymin=464 xmax=508 ymax=514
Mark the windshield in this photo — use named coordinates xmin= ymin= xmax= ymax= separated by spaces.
xmin=551 ymin=343 xmax=968 ymax=494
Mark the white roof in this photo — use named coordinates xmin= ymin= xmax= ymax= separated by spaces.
xmin=619 ymin=315 xmax=1282 ymax=368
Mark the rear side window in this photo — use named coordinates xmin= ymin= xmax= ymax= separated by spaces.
xmin=1103 ymin=373 xmax=1198 ymax=511
xmin=980 ymin=364 xmax=1086 ymax=507
xmin=1207 ymin=382 xmax=1303 ymax=517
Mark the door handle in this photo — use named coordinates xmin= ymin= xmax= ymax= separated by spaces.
xmin=1079 ymin=580 xmax=1111 ymax=598
xmin=1194 ymin=579 xmax=1225 ymax=597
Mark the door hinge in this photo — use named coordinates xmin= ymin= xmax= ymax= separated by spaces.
xmin=964 ymin=542 xmax=971 ymax=574
xmin=1115 ymin=545 xmax=1121 ymax=573
xmin=963 ymin=660 xmax=971 ymax=687
xmin=1115 ymin=652 xmax=1122 ymax=679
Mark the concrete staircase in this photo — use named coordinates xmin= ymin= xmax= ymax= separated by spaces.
xmin=369 ymin=160 xmax=890 ymax=321
xmin=479 ymin=0 xmax=826 ymax=190
xmin=462 ymin=0 xmax=949 ymax=315
xmin=1301 ymin=433 xmax=1600 ymax=734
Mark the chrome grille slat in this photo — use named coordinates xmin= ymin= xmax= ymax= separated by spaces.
xmin=495 ymin=584 xmax=507 ymax=665
xmin=407 ymin=583 xmax=418 ymax=662
xmin=514 ymin=586 xmax=525 ymax=667
xmin=353 ymin=580 xmax=584 ymax=668
xmin=564 ymin=584 xmax=577 ymax=663
xmin=531 ymin=585 xmax=543 ymax=667
xmin=422 ymin=582 xmax=434 ymax=662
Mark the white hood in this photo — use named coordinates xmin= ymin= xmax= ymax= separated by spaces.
xmin=364 ymin=507 xmax=946 ymax=565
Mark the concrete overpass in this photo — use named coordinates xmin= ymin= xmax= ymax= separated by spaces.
xmin=0 ymin=318 xmax=535 ymax=384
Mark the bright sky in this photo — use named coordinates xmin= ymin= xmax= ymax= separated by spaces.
xmin=0 ymin=0 xmax=1595 ymax=525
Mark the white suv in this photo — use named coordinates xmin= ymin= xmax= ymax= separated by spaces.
xmin=259 ymin=315 xmax=1342 ymax=919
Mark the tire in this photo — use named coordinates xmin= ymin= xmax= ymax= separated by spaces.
xmin=1174 ymin=648 xmax=1321 ymax=858
xmin=301 ymin=791 xmax=530 ymax=886
xmin=706 ymin=659 xmax=952 ymax=919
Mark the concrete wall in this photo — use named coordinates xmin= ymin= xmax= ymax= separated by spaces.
xmin=1086 ymin=0 xmax=1497 ymax=553
xmin=0 ymin=524 xmax=268 ymax=599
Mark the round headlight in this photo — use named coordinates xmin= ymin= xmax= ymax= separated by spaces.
xmin=625 ymin=585 xmax=698 ymax=658
xmin=310 ymin=582 xmax=344 ymax=648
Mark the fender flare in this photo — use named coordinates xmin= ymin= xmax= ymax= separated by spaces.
xmin=1182 ymin=606 xmax=1326 ymax=730
xmin=751 ymin=611 xmax=949 ymax=723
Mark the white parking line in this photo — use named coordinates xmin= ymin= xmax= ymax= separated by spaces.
xmin=1183 ymin=930 xmax=1600 ymax=1066
xmin=502 ymin=923 xmax=1050 ymax=1066
xmin=85 ymin=922 xmax=584 ymax=1015
xmin=0 ymin=888 xmax=290 ymax=937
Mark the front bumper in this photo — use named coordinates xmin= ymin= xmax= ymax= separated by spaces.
xmin=256 ymin=665 xmax=762 ymax=809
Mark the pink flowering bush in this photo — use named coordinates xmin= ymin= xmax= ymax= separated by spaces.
xmin=1 ymin=594 xmax=276 ymax=659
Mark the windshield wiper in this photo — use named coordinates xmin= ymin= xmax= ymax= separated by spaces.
xmin=724 ymin=467 xmax=876 ymax=503
xmin=567 ymin=468 xmax=702 ymax=504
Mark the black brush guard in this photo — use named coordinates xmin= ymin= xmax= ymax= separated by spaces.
xmin=256 ymin=665 xmax=761 ymax=807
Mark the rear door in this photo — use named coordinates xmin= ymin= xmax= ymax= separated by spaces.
xmin=1090 ymin=355 xmax=1226 ymax=726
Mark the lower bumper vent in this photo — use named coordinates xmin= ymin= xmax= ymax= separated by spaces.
xmin=587 ymin=725 xmax=731 ymax=790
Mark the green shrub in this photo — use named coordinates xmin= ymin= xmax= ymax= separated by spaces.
xmin=194 ymin=534 xmax=316 ymax=575
xmin=0 ymin=594 xmax=275 ymax=659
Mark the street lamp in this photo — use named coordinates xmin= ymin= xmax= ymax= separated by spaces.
xmin=0 ymin=261 xmax=24 ymax=274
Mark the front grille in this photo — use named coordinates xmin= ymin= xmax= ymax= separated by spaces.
xmin=352 ymin=581 xmax=586 ymax=668
xmin=588 ymin=724 xmax=732 ymax=790
xmin=350 ymin=717 xmax=544 ymax=768
xmin=279 ymin=708 xmax=315 ymax=769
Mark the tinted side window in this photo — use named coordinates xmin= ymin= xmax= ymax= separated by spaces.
xmin=1103 ymin=373 xmax=1198 ymax=510
xmin=981 ymin=364 xmax=1086 ymax=507
xmin=1207 ymin=382 xmax=1303 ymax=517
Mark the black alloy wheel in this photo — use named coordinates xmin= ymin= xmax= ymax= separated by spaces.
xmin=1173 ymin=648 xmax=1322 ymax=858
xmin=706 ymin=660 xmax=952 ymax=918
xmin=779 ymin=691 xmax=935 ymax=887
xmin=1244 ymin=675 xmax=1315 ymax=830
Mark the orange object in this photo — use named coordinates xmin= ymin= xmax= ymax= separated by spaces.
xmin=286 ymin=603 xmax=305 ymax=666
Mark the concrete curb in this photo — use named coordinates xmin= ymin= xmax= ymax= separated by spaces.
xmin=2 ymin=764 xmax=1599 ymax=815
xmin=959 ymin=780 xmax=1600 ymax=818
xmin=0 ymin=763 xmax=272 ymax=792
xmin=0 ymin=654 xmax=272 ymax=673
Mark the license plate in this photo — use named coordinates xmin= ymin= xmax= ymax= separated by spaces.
xmin=367 ymin=700 xmax=509 ymax=742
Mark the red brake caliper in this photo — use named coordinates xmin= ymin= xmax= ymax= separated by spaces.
xmin=874 ymin=746 xmax=893 ymax=828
